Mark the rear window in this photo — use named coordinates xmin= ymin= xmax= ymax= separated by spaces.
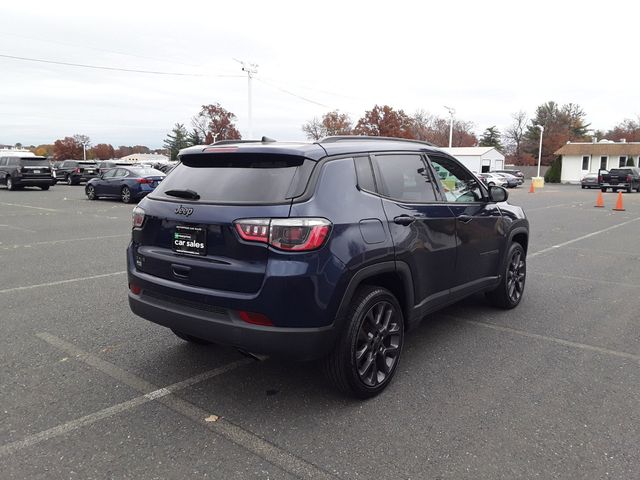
xmin=609 ymin=169 xmax=631 ymax=175
xmin=79 ymin=162 xmax=98 ymax=166
xmin=152 ymin=154 xmax=311 ymax=204
xmin=19 ymin=158 xmax=49 ymax=166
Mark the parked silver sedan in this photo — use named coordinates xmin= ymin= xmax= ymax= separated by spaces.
xmin=581 ymin=172 xmax=600 ymax=189
xmin=479 ymin=172 xmax=508 ymax=188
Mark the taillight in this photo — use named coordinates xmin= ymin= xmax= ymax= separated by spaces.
xmin=234 ymin=218 xmax=331 ymax=252
xmin=598 ymin=175 xmax=602 ymax=183
xmin=74 ymin=167 xmax=81 ymax=173
xmin=132 ymin=206 xmax=145 ymax=228
xmin=626 ymin=175 xmax=632 ymax=182
xmin=137 ymin=178 xmax=152 ymax=184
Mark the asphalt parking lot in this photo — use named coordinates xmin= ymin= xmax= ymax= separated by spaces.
xmin=1 ymin=182 xmax=639 ymax=479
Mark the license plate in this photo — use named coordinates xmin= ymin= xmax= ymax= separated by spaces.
xmin=87 ymin=170 xmax=95 ymax=174
xmin=172 ymin=225 xmax=206 ymax=256
xmin=33 ymin=170 xmax=41 ymax=174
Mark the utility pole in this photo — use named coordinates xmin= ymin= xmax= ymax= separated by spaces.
xmin=444 ymin=106 xmax=455 ymax=148
xmin=236 ymin=59 xmax=258 ymax=138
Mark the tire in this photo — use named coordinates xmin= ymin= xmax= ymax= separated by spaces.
xmin=581 ymin=185 xmax=585 ymax=189
xmin=324 ymin=285 xmax=404 ymax=399
xmin=486 ymin=242 xmax=526 ymax=309
xmin=6 ymin=176 xmax=16 ymax=191
xmin=121 ymin=186 xmax=132 ymax=203
xmin=86 ymin=185 xmax=96 ymax=200
xmin=66 ymin=174 xmax=74 ymax=185
xmin=601 ymin=187 xmax=606 ymax=193
xmin=626 ymin=186 xmax=632 ymax=193
xmin=40 ymin=185 xmax=50 ymax=191
xmin=171 ymin=329 xmax=212 ymax=345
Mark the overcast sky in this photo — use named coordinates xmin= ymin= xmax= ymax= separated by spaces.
xmin=1 ymin=0 xmax=639 ymax=148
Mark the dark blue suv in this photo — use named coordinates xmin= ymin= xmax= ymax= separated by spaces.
xmin=127 ymin=136 xmax=529 ymax=398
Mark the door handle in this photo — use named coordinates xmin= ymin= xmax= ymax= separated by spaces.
xmin=393 ymin=215 xmax=416 ymax=226
xmin=458 ymin=215 xmax=473 ymax=223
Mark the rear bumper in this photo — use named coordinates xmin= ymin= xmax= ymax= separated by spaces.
xmin=128 ymin=289 xmax=337 ymax=360
xmin=601 ymin=183 xmax=630 ymax=189
xmin=14 ymin=177 xmax=55 ymax=186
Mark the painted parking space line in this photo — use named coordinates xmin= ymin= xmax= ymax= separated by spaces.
xmin=529 ymin=216 xmax=640 ymax=259
xmin=0 ymin=233 xmax=129 ymax=250
xmin=0 ymin=201 xmax=60 ymax=212
xmin=0 ymin=345 xmax=253 ymax=458
xmin=456 ymin=319 xmax=640 ymax=363
xmin=33 ymin=333 xmax=337 ymax=479
xmin=0 ymin=224 xmax=36 ymax=233
xmin=0 ymin=271 xmax=126 ymax=294
xmin=528 ymin=270 xmax=640 ymax=289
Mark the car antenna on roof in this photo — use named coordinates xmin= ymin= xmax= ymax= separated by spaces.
xmin=261 ymin=136 xmax=276 ymax=143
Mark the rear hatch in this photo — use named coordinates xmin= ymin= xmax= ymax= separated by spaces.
xmin=18 ymin=157 xmax=53 ymax=178
xmin=78 ymin=162 xmax=99 ymax=177
xmin=133 ymin=150 xmax=315 ymax=294
xmin=607 ymin=169 xmax=631 ymax=186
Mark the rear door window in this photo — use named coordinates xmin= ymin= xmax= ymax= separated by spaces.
xmin=152 ymin=154 xmax=310 ymax=204
xmin=371 ymin=154 xmax=437 ymax=203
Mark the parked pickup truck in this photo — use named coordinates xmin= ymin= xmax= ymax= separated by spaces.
xmin=600 ymin=167 xmax=640 ymax=193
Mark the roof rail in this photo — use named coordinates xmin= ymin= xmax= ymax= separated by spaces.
xmin=318 ymin=135 xmax=436 ymax=147
xmin=212 ymin=136 xmax=277 ymax=146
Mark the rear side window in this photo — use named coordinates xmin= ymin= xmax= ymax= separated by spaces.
xmin=354 ymin=156 xmax=376 ymax=192
xmin=372 ymin=154 xmax=437 ymax=203
xmin=0 ymin=158 xmax=7 ymax=166
xmin=153 ymin=153 xmax=310 ymax=204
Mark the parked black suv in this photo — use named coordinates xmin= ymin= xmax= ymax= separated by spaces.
xmin=127 ymin=136 xmax=529 ymax=397
xmin=0 ymin=155 xmax=55 ymax=190
xmin=55 ymin=160 xmax=99 ymax=185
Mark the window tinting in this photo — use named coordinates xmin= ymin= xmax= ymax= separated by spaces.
xmin=354 ymin=156 xmax=376 ymax=192
xmin=102 ymin=169 xmax=117 ymax=178
xmin=428 ymin=155 xmax=484 ymax=203
xmin=152 ymin=156 xmax=304 ymax=203
xmin=372 ymin=154 xmax=437 ymax=203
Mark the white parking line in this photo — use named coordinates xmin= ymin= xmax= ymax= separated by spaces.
xmin=0 ymin=201 xmax=60 ymax=212
xmin=0 ymin=353 xmax=253 ymax=458
xmin=0 ymin=233 xmax=129 ymax=250
xmin=529 ymin=216 xmax=640 ymax=259
xmin=0 ymin=224 xmax=36 ymax=233
xmin=528 ymin=270 xmax=640 ymax=289
xmin=0 ymin=271 xmax=126 ymax=294
xmin=462 ymin=319 xmax=640 ymax=363
xmin=33 ymin=333 xmax=337 ymax=479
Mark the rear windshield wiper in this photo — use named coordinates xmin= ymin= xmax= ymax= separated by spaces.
xmin=164 ymin=189 xmax=200 ymax=200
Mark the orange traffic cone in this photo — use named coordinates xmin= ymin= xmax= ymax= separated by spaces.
xmin=529 ymin=182 xmax=535 ymax=193
xmin=594 ymin=191 xmax=604 ymax=208
xmin=612 ymin=191 xmax=625 ymax=211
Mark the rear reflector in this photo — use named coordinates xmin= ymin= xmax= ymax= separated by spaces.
xmin=129 ymin=283 xmax=142 ymax=295
xmin=238 ymin=310 xmax=273 ymax=326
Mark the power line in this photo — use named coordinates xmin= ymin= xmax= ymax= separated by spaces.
xmin=255 ymin=77 xmax=332 ymax=109
xmin=0 ymin=53 xmax=242 ymax=78
xmin=0 ymin=32 xmax=202 ymax=69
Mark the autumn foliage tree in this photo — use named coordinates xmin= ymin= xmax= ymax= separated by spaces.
xmin=410 ymin=110 xmax=477 ymax=147
xmin=53 ymin=137 xmax=83 ymax=161
xmin=90 ymin=144 xmax=115 ymax=160
xmin=605 ymin=117 xmax=640 ymax=142
xmin=354 ymin=105 xmax=414 ymax=138
xmin=192 ymin=103 xmax=241 ymax=142
xmin=523 ymin=101 xmax=590 ymax=166
xmin=302 ymin=110 xmax=353 ymax=140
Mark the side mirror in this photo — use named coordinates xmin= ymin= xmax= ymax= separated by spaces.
xmin=488 ymin=185 xmax=508 ymax=202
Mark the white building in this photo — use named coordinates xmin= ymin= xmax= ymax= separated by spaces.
xmin=441 ymin=147 xmax=505 ymax=173
xmin=118 ymin=153 xmax=169 ymax=164
xmin=554 ymin=140 xmax=640 ymax=183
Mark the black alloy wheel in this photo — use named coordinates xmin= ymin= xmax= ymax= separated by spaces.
xmin=355 ymin=300 xmax=402 ymax=388
xmin=86 ymin=185 xmax=96 ymax=200
xmin=325 ymin=286 xmax=404 ymax=398
xmin=486 ymin=242 xmax=526 ymax=309
xmin=6 ymin=177 xmax=15 ymax=190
